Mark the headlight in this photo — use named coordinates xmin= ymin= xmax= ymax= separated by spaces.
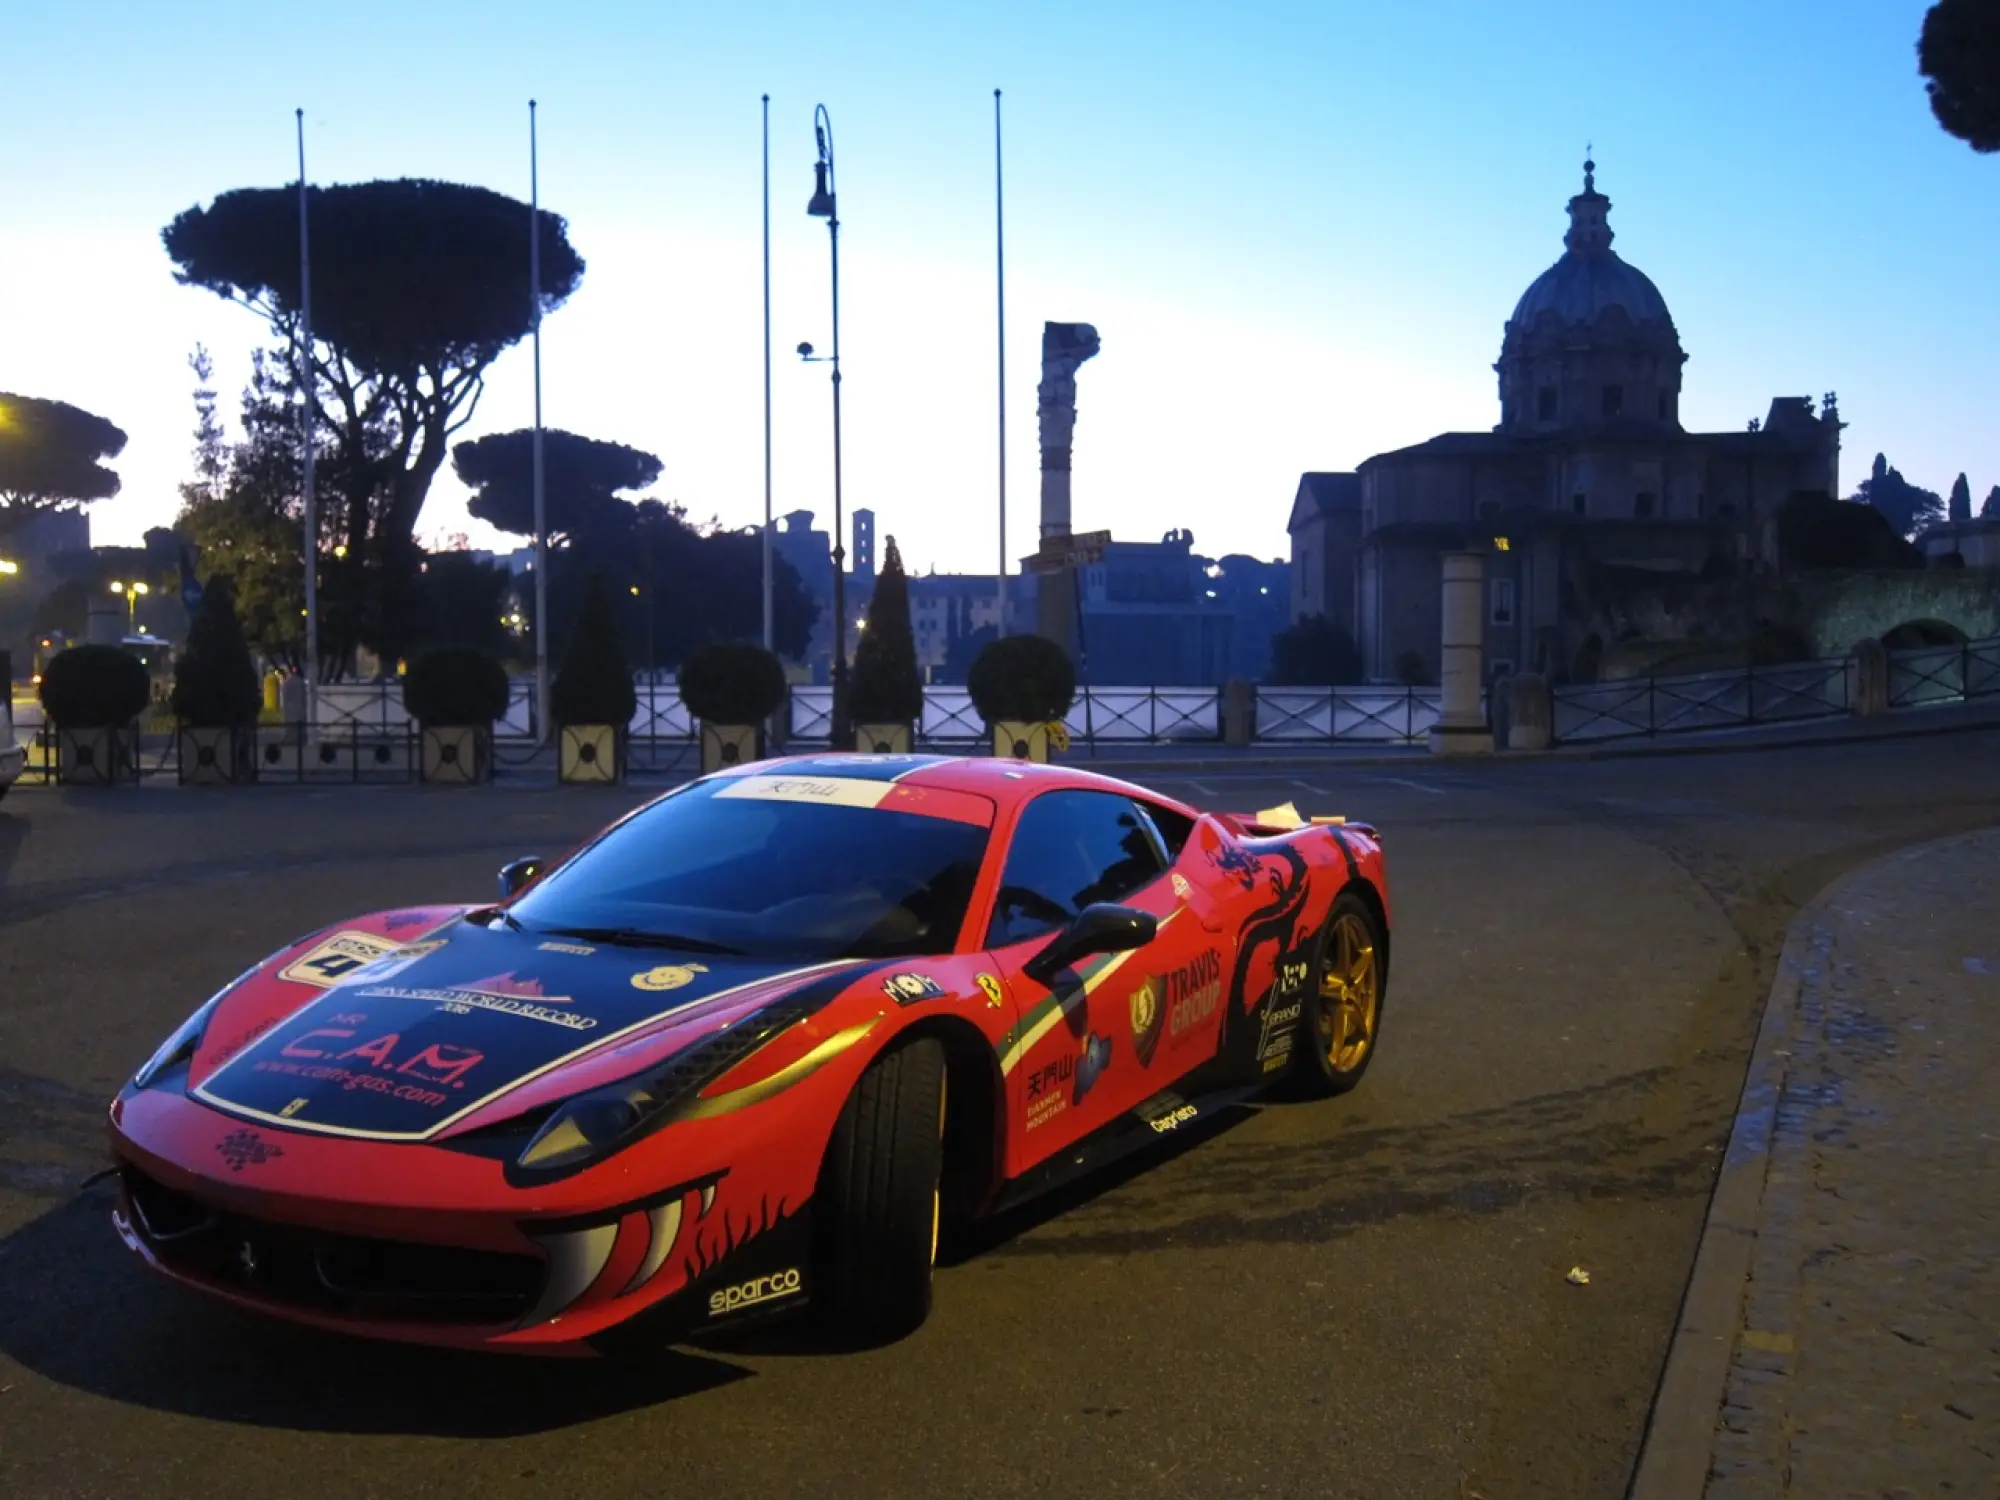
xmin=514 ymin=1002 xmax=812 ymax=1178
xmin=131 ymin=963 xmax=262 ymax=1090
xmin=132 ymin=994 xmax=226 ymax=1090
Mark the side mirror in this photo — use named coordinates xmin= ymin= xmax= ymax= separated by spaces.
xmin=1022 ymin=902 xmax=1157 ymax=988
xmin=497 ymin=857 xmax=546 ymax=900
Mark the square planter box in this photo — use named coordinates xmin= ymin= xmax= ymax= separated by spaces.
xmin=58 ymin=726 xmax=138 ymax=786
xmin=420 ymin=725 xmax=491 ymax=785
xmin=991 ymin=720 xmax=1052 ymax=762
xmin=178 ymin=726 xmax=258 ymax=785
xmin=559 ymin=724 xmax=624 ymax=784
xmin=854 ymin=722 xmax=913 ymax=754
xmin=700 ymin=722 xmax=763 ymax=774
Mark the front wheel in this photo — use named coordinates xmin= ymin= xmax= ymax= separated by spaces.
xmin=813 ymin=1035 xmax=947 ymax=1343
xmin=1293 ymin=891 xmax=1387 ymax=1097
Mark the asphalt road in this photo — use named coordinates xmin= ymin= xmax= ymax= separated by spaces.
xmin=3 ymin=731 xmax=1998 ymax=1500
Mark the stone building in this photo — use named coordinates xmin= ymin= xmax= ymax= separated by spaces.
xmin=1291 ymin=161 xmax=1845 ymax=683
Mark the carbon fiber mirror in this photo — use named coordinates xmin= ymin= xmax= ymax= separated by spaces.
xmin=1022 ymin=903 xmax=1156 ymax=988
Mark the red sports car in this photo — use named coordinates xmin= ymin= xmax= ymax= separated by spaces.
xmin=108 ymin=754 xmax=1390 ymax=1353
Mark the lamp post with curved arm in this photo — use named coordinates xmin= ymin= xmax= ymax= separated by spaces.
xmin=802 ymin=103 xmax=849 ymax=746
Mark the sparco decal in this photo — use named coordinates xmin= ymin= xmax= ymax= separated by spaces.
xmin=708 ymin=1267 xmax=802 ymax=1315
xmin=1166 ymin=949 xmax=1224 ymax=1042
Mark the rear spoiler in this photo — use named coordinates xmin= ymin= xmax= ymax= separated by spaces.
xmin=1218 ymin=802 xmax=1380 ymax=843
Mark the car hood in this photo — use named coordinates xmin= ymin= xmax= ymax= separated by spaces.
xmin=189 ymin=918 xmax=859 ymax=1143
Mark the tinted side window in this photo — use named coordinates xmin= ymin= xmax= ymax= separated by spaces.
xmin=986 ymin=791 xmax=1168 ymax=947
xmin=1136 ymin=801 xmax=1195 ymax=861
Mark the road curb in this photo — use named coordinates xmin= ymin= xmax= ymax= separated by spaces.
xmin=1623 ymin=862 xmax=1871 ymax=1499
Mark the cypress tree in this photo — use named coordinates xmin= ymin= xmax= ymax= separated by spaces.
xmin=550 ymin=574 xmax=637 ymax=727
xmin=849 ymin=536 xmax=923 ymax=724
xmin=170 ymin=574 xmax=261 ymax=726
xmin=1949 ymin=472 xmax=1972 ymax=522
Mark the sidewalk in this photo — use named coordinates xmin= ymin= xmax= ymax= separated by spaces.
xmin=1632 ymin=827 xmax=2000 ymax=1498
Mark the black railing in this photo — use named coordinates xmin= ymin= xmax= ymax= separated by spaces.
xmin=1551 ymin=656 xmax=1852 ymax=744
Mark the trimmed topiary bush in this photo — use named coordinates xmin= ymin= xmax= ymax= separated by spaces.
xmin=551 ymin=575 xmax=637 ymax=727
xmin=967 ymin=633 xmax=1076 ymax=724
xmin=39 ymin=645 xmax=151 ymax=729
xmin=678 ymin=640 xmax=786 ymax=725
xmin=849 ymin=537 xmax=924 ymax=725
xmin=402 ymin=645 xmax=510 ymax=727
xmin=170 ymin=575 xmax=261 ymax=727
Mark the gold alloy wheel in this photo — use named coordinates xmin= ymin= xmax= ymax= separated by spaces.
xmin=930 ymin=1071 xmax=946 ymax=1266
xmin=1317 ymin=910 xmax=1380 ymax=1072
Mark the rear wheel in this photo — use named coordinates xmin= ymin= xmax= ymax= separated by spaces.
xmin=1294 ymin=891 xmax=1386 ymax=1097
xmin=814 ymin=1036 xmax=947 ymax=1342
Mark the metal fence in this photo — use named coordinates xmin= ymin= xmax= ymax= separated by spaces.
xmin=12 ymin=633 xmax=2000 ymax=782
xmin=1550 ymin=656 xmax=1853 ymax=745
xmin=1255 ymin=686 xmax=1445 ymax=743
xmin=1548 ymin=633 xmax=2000 ymax=745
xmin=1886 ymin=637 xmax=2000 ymax=710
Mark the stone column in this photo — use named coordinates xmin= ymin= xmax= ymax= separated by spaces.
xmin=1221 ymin=678 xmax=1255 ymax=747
xmin=1034 ymin=322 xmax=1100 ymax=655
xmin=1507 ymin=672 xmax=1552 ymax=750
xmin=1429 ymin=550 xmax=1492 ymax=756
xmin=1849 ymin=637 xmax=1889 ymax=716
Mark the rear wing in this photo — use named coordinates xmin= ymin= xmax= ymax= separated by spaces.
xmin=1216 ymin=801 xmax=1380 ymax=843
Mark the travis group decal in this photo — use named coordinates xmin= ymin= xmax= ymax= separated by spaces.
xmin=1165 ymin=949 xmax=1224 ymax=1047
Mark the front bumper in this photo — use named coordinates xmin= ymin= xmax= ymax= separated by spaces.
xmin=109 ymin=1086 xmax=816 ymax=1354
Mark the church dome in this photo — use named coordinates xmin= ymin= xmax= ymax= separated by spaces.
xmin=1495 ymin=159 xmax=1686 ymax=435
xmin=1509 ymin=247 xmax=1672 ymax=330
xmin=1505 ymin=160 xmax=1676 ymax=337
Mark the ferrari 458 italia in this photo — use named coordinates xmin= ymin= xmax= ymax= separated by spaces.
xmin=108 ymin=754 xmax=1391 ymax=1353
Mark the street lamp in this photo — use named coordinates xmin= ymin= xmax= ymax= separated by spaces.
xmin=0 ymin=559 xmax=18 ymax=575
xmin=109 ymin=580 xmax=148 ymax=635
xmin=802 ymin=102 xmax=850 ymax=745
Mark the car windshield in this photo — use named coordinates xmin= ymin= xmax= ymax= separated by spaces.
xmin=507 ymin=775 xmax=993 ymax=961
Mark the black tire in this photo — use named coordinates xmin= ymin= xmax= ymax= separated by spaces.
xmin=1293 ymin=890 xmax=1388 ymax=1098
xmin=814 ymin=1035 xmax=947 ymax=1342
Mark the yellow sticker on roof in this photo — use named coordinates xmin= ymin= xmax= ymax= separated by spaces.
xmin=713 ymin=775 xmax=894 ymax=809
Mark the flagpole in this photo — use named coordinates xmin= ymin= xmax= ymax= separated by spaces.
xmin=994 ymin=88 xmax=1007 ymax=638
xmin=530 ymin=100 xmax=549 ymax=744
xmin=762 ymin=93 xmax=774 ymax=653
xmin=295 ymin=108 xmax=318 ymax=723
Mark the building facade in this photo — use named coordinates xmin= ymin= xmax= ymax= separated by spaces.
xmin=1292 ymin=161 xmax=1844 ymax=684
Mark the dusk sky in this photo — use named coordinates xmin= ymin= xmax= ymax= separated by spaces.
xmin=6 ymin=0 xmax=1994 ymax=576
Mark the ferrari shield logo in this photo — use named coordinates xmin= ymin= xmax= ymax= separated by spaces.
xmin=632 ymin=963 xmax=708 ymax=993
xmin=975 ymin=973 xmax=1005 ymax=1009
xmin=1129 ymin=976 xmax=1164 ymax=1068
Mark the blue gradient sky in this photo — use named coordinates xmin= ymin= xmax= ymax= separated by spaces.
xmin=5 ymin=1 xmax=1993 ymax=575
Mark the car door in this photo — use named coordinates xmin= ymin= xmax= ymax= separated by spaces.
xmin=984 ymin=789 xmax=1212 ymax=1171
